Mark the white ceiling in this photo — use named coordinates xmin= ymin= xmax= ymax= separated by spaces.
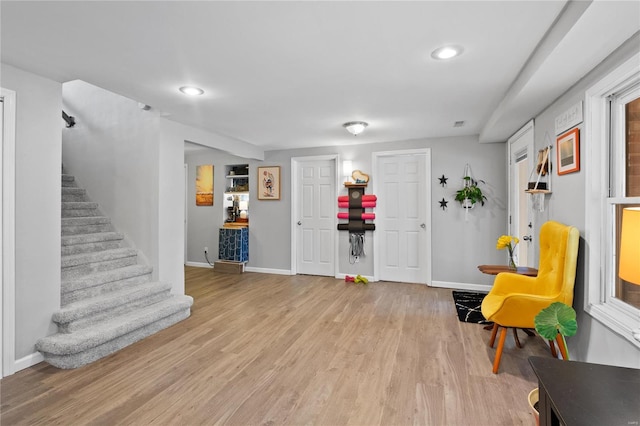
xmin=2 ymin=1 xmax=639 ymax=151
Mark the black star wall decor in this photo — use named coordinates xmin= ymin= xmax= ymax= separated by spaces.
xmin=439 ymin=198 xmax=448 ymax=210
xmin=439 ymin=175 xmax=448 ymax=187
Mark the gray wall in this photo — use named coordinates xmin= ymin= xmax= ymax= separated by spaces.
xmin=186 ymin=135 xmax=507 ymax=287
xmin=531 ymin=33 xmax=640 ymax=367
xmin=1 ymin=64 xmax=62 ymax=359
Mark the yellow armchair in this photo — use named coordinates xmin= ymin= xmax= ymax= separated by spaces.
xmin=481 ymin=221 xmax=579 ymax=373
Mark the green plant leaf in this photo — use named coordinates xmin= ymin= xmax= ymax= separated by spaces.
xmin=534 ymin=302 xmax=577 ymax=340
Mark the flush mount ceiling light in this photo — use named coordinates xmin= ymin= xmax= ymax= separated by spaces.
xmin=431 ymin=45 xmax=464 ymax=60
xmin=179 ymin=86 xmax=204 ymax=96
xmin=343 ymin=121 xmax=369 ymax=136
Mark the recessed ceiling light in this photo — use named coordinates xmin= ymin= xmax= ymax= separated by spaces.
xmin=179 ymin=86 xmax=204 ymax=96
xmin=431 ymin=45 xmax=464 ymax=60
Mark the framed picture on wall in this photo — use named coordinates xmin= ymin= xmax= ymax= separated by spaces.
xmin=257 ymin=166 xmax=281 ymax=200
xmin=557 ymin=128 xmax=580 ymax=175
xmin=195 ymin=164 xmax=214 ymax=206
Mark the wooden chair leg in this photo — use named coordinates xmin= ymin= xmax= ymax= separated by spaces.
xmin=513 ymin=328 xmax=522 ymax=348
xmin=489 ymin=323 xmax=499 ymax=348
xmin=492 ymin=326 xmax=508 ymax=374
xmin=549 ymin=340 xmax=558 ymax=358
xmin=555 ymin=334 xmax=569 ymax=360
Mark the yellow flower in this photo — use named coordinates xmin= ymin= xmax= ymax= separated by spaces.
xmin=496 ymin=235 xmax=518 ymax=251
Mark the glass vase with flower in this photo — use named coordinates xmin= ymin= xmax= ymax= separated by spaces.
xmin=496 ymin=235 xmax=519 ymax=269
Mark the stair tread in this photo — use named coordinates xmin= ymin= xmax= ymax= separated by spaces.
xmin=62 ymin=232 xmax=123 ymax=245
xmin=62 ymin=217 xmax=110 ymax=225
xmin=62 ymin=187 xmax=85 ymax=193
xmin=62 ymin=248 xmax=137 ymax=267
xmin=62 ymin=265 xmax=152 ymax=289
xmin=62 ymin=174 xmax=75 ymax=181
xmin=54 ymin=281 xmax=172 ymax=323
xmin=62 ymin=201 xmax=98 ymax=209
xmin=37 ymin=295 xmax=193 ymax=354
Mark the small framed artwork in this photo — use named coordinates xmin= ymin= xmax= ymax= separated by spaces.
xmin=258 ymin=166 xmax=281 ymax=200
xmin=195 ymin=164 xmax=214 ymax=206
xmin=556 ymin=128 xmax=580 ymax=175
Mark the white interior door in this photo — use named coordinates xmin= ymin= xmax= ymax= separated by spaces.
xmin=294 ymin=158 xmax=335 ymax=276
xmin=508 ymin=121 xmax=535 ymax=267
xmin=375 ymin=150 xmax=431 ymax=284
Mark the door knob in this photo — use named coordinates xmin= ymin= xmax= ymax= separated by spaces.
xmin=420 ymin=223 xmax=426 ymax=229
xmin=523 ymin=235 xmax=532 ymax=241
xmin=297 ymin=221 xmax=302 ymax=226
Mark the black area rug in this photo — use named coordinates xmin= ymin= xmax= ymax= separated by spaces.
xmin=452 ymin=291 xmax=492 ymax=324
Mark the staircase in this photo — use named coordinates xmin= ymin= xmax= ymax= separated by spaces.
xmin=36 ymin=173 xmax=193 ymax=369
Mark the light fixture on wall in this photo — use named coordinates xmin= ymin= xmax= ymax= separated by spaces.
xmin=619 ymin=207 xmax=640 ymax=285
xmin=343 ymin=160 xmax=353 ymax=183
xmin=619 ymin=207 xmax=640 ymax=340
xmin=343 ymin=121 xmax=368 ymax=136
xmin=179 ymin=86 xmax=204 ymax=96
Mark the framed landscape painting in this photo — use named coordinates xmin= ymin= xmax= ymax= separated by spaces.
xmin=258 ymin=166 xmax=280 ymax=200
xmin=557 ymin=128 xmax=580 ymax=175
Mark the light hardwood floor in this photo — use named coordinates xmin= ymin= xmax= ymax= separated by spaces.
xmin=1 ymin=267 xmax=549 ymax=425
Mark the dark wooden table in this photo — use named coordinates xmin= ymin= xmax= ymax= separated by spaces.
xmin=477 ymin=264 xmax=538 ymax=276
xmin=529 ymin=356 xmax=640 ymax=426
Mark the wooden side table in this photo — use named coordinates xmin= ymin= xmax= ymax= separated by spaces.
xmin=477 ymin=264 xmax=538 ymax=276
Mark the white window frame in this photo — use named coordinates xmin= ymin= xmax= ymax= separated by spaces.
xmin=584 ymin=51 xmax=640 ymax=348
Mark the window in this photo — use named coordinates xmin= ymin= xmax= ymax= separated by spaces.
xmin=585 ymin=52 xmax=640 ymax=347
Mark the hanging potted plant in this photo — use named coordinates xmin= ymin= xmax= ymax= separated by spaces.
xmin=528 ymin=302 xmax=578 ymax=426
xmin=455 ymin=176 xmax=487 ymax=209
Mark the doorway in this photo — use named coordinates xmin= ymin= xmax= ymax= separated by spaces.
xmin=373 ymin=149 xmax=431 ymax=284
xmin=2 ymin=88 xmax=17 ymax=377
xmin=508 ymin=120 xmax=535 ymax=267
xmin=291 ymin=155 xmax=337 ymax=276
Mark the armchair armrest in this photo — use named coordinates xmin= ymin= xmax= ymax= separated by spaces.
xmin=490 ymin=272 xmax=538 ymax=296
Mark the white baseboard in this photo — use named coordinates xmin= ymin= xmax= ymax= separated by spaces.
xmin=431 ymin=280 xmax=492 ymax=293
xmin=185 ymin=261 xmax=213 ymax=268
xmin=244 ymin=266 xmax=292 ymax=275
xmin=14 ymin=351 xmax=44 ymax=373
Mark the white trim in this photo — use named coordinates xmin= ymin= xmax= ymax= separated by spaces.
xmin=584 ymin=51 xmax=640 ymax=348
xmin=14 ymin=351 xmax=44 ymax=372
xmin=185 ymin=261 xmax=213 ymax=268
xmin=1 ymin=88 xmax=16 ymax=378
xmin=431 ymin=280 xmax=492 ymax=293
xmin=245 ymin=266 xmax=292 ymax=276
xmin=372 ymin=148 xmax=432 ymax=285
xmin=290 ymin=154 xmax=338 ymax=277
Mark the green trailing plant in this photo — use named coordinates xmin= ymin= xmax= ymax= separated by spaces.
xmin=454 ymin=176 xmax=487 ymax=207
xmin=534 ymin=302 xmax=577 ymax=360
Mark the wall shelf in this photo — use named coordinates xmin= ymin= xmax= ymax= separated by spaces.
xmin=524 ymin=189 xmax=552 ymax=194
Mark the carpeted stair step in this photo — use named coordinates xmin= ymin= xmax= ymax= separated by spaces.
xmin=62 ymin=248 xmax=138 ymax=280
xmin=61 ymin=232 xmax=124 ymax=256
xmin=54 ymin=281 xmax=173 ymax=333
xmin=62 ymin=174 xmax=76 ymax=187
xmin=62 ymin=217 xmax=113 ymax=236
xmin=62 ymin=187 xmax=88 ymax=202
xmin=62 ymin=264 xmax=153 ymax=305
xmin=36 ymin=295 xmax=193 ymax=369
xmin=62 ymin=201 xmax=100 ymax=218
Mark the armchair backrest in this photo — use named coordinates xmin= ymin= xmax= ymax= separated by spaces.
xmin=536 ymin=221 xmax=580 ymax=305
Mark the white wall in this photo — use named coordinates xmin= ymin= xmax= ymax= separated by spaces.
xmin=1 ymin=64 xmax=62 ymax=360
xmin=185 ymin=135 xmax=507 ymax=287
xmin=531 ymin=33 xmax=640 ymax=368
xmin=62 ymin=80 xmax=162 ymax=274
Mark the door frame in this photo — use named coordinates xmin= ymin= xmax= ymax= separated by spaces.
xmin=290 ymin=154 xmax=339 ymax=276
xmin=2 ymin=88 xmax=17 ymax=378
xmin=372 ymin=148 xmax=432 ymax=284
xmin=507 ymin=120 xmax=535 ymax=267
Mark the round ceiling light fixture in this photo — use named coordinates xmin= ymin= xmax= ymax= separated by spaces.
xmin=179 ymin=86 xmax=204 ymax=96
xmin=431 ymin=45 xmax=464 ymax=60
xmin=343 ymin=121 xmax=369 ymax=136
